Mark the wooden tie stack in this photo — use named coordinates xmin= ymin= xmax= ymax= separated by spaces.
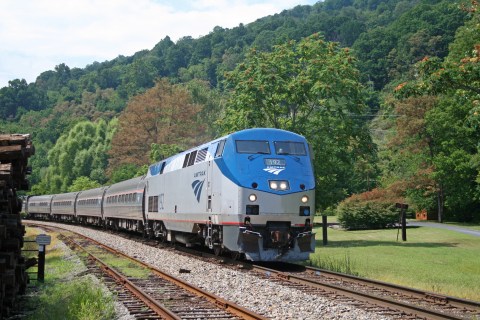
xmin=0 ymin=134 xmax=34 ymax=318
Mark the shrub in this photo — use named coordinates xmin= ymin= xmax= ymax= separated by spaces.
xmin=337 ymin=201 xmax=399 ymax=230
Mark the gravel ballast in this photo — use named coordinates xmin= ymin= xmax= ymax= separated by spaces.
xmin=32 ymin=221 xmax=392 ymax=320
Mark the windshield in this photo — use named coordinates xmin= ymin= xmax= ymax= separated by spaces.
xmin=274 ymin=141 xmax=307 ymax=155
xmin=236 ymin=140 xmax=271 ymax=154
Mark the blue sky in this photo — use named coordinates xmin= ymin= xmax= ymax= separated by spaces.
xmin=0 ymin=0 xmax=318 ymax=88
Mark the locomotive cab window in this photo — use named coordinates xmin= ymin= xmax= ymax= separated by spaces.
xmin=236 ymin=140 xmax=270 ymax=154
xmin=274 ymin=141 xmax=307 ymax=155
xmin=215 ymin=139 xmax=226 ymax=158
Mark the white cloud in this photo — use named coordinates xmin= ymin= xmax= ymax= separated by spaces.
xmin=0 ymin=0 xmax=317 ymax=87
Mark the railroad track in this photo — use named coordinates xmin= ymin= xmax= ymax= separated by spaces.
xmin=25 ymin=221 xmax=480 ymax=320
xmin=98 ymin=227 xmax=480 ymax=319
xmin=248 ymin=262 xmax=480 ymax=320
xmin=28 ymin=223 xmax=266 ymax=320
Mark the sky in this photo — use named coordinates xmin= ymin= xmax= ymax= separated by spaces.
xmin=0 ymin=0 xmax=318 ymax=88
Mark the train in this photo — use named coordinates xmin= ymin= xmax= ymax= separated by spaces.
xmin=25 ymin=128 xmax=316 ymax=261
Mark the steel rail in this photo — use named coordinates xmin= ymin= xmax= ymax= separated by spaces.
xmin=303 ymin=266 xmax=480 ymax=312
xmin=28 ymin=221 xmax=479 ymax=319
xmin=250 ymin=263 xmax=476 ymax=320
xmin=81 ymin=247 xmax=181 ymax=320
xmin=26 ymin=222 xmax=266 ymax=320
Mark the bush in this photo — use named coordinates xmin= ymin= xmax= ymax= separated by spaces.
xmin=337 ymin=200 xmax=399 ymax=230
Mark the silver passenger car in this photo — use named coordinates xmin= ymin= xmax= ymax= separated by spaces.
xmin=26 ymin=195 xmax=53 ymax=219
xmin=76 ymin=186 xmax=108 ymax=224
xmin=103 ymin=176 xmax=146 ymax=230
xmin=51 ymin=192 xmax=79 ymax=220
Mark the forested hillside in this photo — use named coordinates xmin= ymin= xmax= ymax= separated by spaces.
xmin=1 ymin=0 xmax=478 ymax=222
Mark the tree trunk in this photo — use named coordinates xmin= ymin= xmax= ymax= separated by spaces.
xmin=437 ymin=183 xmax=444 ymax=223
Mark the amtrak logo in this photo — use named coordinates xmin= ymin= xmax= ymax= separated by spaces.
xmin=191 ymin=179 xmax=205 ymax=202
xmin=263 ymin=167 xmax=285 ymax=175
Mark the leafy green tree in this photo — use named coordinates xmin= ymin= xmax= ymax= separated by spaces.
xmin=109 ymin=163 xmax=142 ymax=184
xmin=150 ymin=143 xmax=183 ymax=162
xmin=392 ymin=1 xmax=480 ymax=221
xmin=41 ymin=119 xmax=116 ymax=193
xmin=0 ymin=79 xmax=47 ymax=119
xmin=68 ymin=176 xmax=101 ymax=192
xmin=221 ymin=34 xmax=374 ymax=208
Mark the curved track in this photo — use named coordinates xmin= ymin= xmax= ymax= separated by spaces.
xmin=28 ymin=223 xmax=266 ymax=320
xmin=25 ymin=220 xmax=480 ymax=320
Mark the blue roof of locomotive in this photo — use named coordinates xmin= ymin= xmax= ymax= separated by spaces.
xmin=147 ymin=128 xmax=315 ymax=194
xmin=220 ymin=128 xmax=315 ymax=194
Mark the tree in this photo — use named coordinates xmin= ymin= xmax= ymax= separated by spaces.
xmin=0 ymin=79 xmax=47 ymax=119
xmin=108 ymin=163 xmax=142 ymax=184
xmin=221 ymin=34 xmax=374 ymax=209
xmin=68 ymin=176 xmax=101 ymax=192
xmin=382 ymin=96 xmax=440 ymax=217
xmin=149 ymin=143 xmax=183 ymax=162
xmin=42 ymin=119 xmax=116 ymax=193
xmin=393 ymin=1 xmax=480 ymax=221
xmin=108 ymin=78 xmax=204 ymax=172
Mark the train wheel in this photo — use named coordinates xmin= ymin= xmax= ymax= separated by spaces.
xmin=213 ymin=245 xmax=223 ymax=256
xmin=155 ymin=223 xmax=167 ymax=243
xmin=231 ymin=251 xmax=241 ymax=260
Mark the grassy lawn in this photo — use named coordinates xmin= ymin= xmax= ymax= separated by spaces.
xmin=444 ymin=222 xmax=480 ymax=231
xmin=309 ymin=220 xmax=480 ymax=301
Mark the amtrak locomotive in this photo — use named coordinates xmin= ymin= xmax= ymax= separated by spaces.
xmin=26 ymin=128 xmax=316 ymax=261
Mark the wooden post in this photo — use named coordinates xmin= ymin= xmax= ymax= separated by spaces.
xmin=395 ymin=203 xmax=409 ymax=242
xmin=35 ymin=234 xmax=51 ymax=282
xmin=322 ymin=215 xmax=328 ymax=245
xmin=37 ymin=246 xmax=45 ymax=282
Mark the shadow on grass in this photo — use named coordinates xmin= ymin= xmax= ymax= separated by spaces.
xmin=315 ymin=239 xmax=458 ymax=248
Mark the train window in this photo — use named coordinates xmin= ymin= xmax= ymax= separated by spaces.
xmin=195 ymin=148 xmax=208 ymax=163
xmin=148 ymin=196 xmax=158 ymax=212
xmin=274 ymin=141 xmax=307 ymax=155
xmin=160 ymin=162 xmax=166 ymax=174
xmin=183 ymin=153 xmax=191 ymax=168
xmin=236 ymin=140 xmax=270 ymax=154
xmin=188 ymin=150 xmax=197 ymax=166
xmin=215 ymin=140 xmax=226 ymax=158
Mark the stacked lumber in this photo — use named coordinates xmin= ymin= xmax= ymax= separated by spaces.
xmin=0 ymin=134 xmax=34 ymax=318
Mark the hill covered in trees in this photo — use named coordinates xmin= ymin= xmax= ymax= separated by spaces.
xmin=1 ymin=0 xmax=479 ymax=222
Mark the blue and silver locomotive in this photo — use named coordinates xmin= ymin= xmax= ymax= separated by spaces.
xmin=27 ymin=128 xmax=316 ymax=261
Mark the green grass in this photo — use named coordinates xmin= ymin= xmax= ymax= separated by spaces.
xmin=309 ymin=224 xmax=480 ymax=301
xmin=444 ymin=222 xmax=480 ymax=231
xmin=23 ymin=228 xmax=117 ymax=320
xmin=27 ymin=278 xmax=116 ymax=320
xmin=92 ymin=251 xmax=151 ymax=279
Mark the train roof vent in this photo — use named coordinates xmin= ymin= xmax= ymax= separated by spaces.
xmin=195 ymin=148 xmax=208 ymax=163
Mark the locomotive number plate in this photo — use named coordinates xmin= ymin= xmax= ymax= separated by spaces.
xmin=264 ymin=158 xmax=286 ymax=166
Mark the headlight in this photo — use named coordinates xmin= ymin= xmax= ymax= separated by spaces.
xmin=269 ymin=180 xmax=289 ymax=190
xmin=301 ymin=195 xmax=309 ymax=203
xmin=249 ymin=194 xmax=257 ymax=202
